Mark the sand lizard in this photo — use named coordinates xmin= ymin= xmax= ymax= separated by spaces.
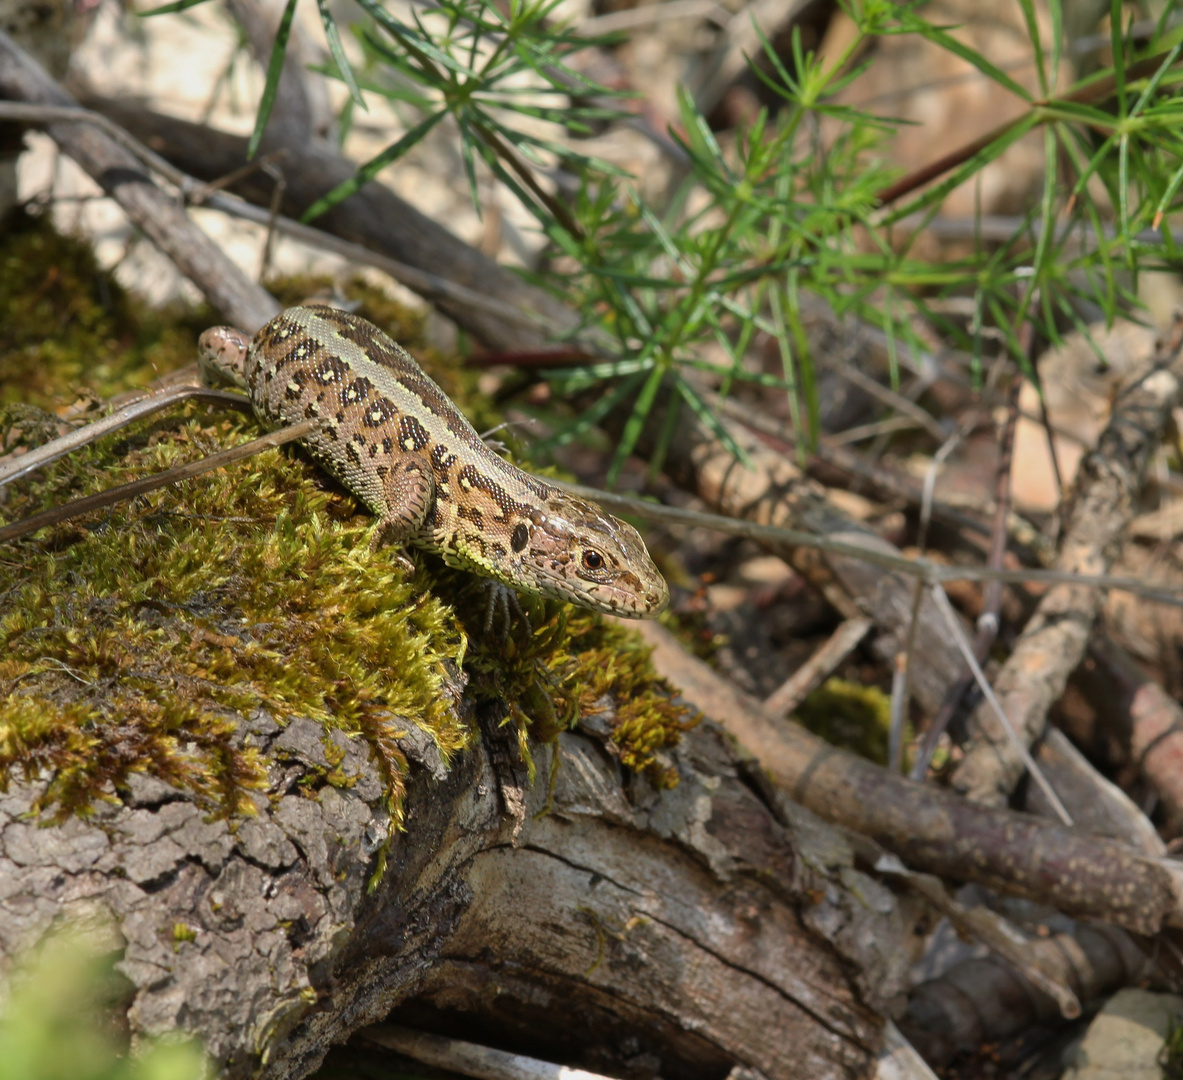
xmin=198 ymin=305 xmax=669 ymax=618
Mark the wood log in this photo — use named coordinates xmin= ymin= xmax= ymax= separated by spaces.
xmin=0 ymin=706 xmax=913 ymax=1079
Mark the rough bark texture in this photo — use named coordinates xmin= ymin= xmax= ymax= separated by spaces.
xmin=0 ymin=702 xmax=910 ymax=1079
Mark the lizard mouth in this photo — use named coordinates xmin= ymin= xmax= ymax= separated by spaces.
xmin=531 ymin=563 xmax=669 ymax=618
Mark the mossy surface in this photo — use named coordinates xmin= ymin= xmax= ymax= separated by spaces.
xmin=794 ymin=677 xmax=896 ymax=766
xmin=0 ymin=208 xmax=210 ymax=408
xmin=0 ymin=228 xmax=687 ymax=825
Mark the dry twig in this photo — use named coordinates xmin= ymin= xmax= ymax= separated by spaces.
xmin=953 ymin=316 xmax=1183 ymax=806
xmin=0 ymin=33 xmax=279 ymax=332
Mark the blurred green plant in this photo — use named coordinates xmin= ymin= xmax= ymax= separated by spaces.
xmin=142 ymin=0 xmax=1183 ymax=479
xmin=0 ymin=925 xmax=207 ymax=1080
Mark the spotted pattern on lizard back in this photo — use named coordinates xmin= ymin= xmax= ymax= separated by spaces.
xmin=198 ymin=305 xmax=669 ymax=618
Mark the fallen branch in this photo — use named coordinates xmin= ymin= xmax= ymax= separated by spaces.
xmin=627 ymin=619 xmax=1183 ymax=935
xmin=0 ymin=33 xmax=279 ymax=333
xmin=952 ymin=315 xmax=1183 ymax=806
xmin=82 ymin=95 xmax=578 ymax=353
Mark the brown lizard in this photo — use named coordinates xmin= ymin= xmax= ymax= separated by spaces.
xmin=198 ymin=305 xmax=668 ymax=618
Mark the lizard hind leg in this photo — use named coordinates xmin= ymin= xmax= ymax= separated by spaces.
xmin=368 ymin=457 xmax=436 ymax=557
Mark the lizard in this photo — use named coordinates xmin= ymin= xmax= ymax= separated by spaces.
xmin=197 ymin=304 xmax=669 ymax=618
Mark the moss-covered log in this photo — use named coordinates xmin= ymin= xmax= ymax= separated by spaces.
xmin=0 ymin=227 xmax=913 ymax=1078
xmin=0 ymin=706 xmax=914 ymax=1079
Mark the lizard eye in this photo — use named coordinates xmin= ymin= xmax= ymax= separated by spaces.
xmin=581 ymin=549 xmax=605 ymax=571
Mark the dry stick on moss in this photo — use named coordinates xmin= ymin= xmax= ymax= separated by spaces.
xmin=0 ymin=386 xmax=249 ymax=489
xmin=626 ymin=618 xmax=1183 ymax=935
xmin=762 ymin=616 xmax=873 ymax=717
xmin=0 ymin=34 xmax=280 ymax=334
xmin=0 ymin=420 xmax=318 ymax=545
xmin=952 ymin=315 xmax=1183 ymax=808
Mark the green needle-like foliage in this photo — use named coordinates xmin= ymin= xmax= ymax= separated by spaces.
xmin=145 ymin=0 xmax=1183 ymax=476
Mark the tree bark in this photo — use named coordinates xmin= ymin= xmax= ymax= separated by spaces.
xmin=0 ymin=703 xmax=912 ymax=1079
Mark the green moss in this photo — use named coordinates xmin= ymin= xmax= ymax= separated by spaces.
xmin=0 ymin=403 xmax=467 ymax=822
xmin=793 ymin=677 xmax=897 ymax=766
xmin=0 ymin=208 xmax=208 ymax=408
xmin=171 ymin=923 xmax=197 ymax=946
xmin=0 ymin=234 xmax=687 ymax=827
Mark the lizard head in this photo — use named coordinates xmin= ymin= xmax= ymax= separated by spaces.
xmin=508 ymin=496 xmax=669 ymax=618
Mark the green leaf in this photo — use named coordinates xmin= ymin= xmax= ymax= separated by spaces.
xmin=1016 ymin=0 xmax=1047 ymax=97
xmin=1129 ymin=42 xmax=1183 ymax=118
xmin=139 ymin=0 xmax=212 ymax=15
xmin=246 ymin=0 xmax=300 ymax=160
xmin=1152 ymin=158 xmax=1183 ymax=228
xmin=1110 ymin=0 xmax=1127 ymax=116
xmin=317 ymin=0 xmax=366 ymax=107
xmin=1048 ymin=0 xmax=1063 ymax=94
xmin=1014 ymin=125 xmax=1060 ymax=329
xmin=908 ymin=18 xmax=1035 ymax=103
xmin=607 ymin=365 xmax=666 ymax=484
xmin=541 ymin=371 xmax=648 ymax=452
xmin=674 ymin=375 xmax=751 ymax=467
xmin=300 ymin=110 xmax=448 ymax=222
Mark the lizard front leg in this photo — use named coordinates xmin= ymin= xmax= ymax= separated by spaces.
xmin=368 ymin=455 xmax=436 ymax=554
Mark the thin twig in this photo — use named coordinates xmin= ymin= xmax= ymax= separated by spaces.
xmin=930 ymin=585 xmax=1073 ymax=826
xmin=554 ymin=480 xmax=1183 ymax=606
xmin=911 ymin=369 xmax=1023 ymax=779
xmin=762 ymin=616 xmax=872 ymax=717
xmin=0 ymin=420 xmax=318 ymax=545
xmin=0 ymin=386 xmax=249 ymax=489
xmin=833 ymin=361 xmax=950 ymax=442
